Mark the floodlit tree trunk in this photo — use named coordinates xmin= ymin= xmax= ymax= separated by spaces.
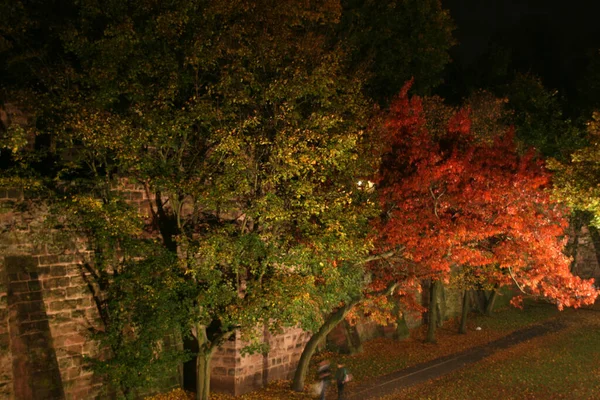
xmin=292 ymin=300 xmax=359 ymax=392
xmin=342 ymin=320 xmax=363 ymax=354
xmin=485 ymin=288 xmax=499 ymax=316
xmin=392 ymin=297 xmax=409 ymax=340
xmin=171 ymin=328 xmax=185 ymax=388
xmin=195 ymin=324 xmax=215 ymax=400
xmin=396 ymin=312 xmax=410 ymax=340
xmin=196 ymin=351 xmax=211 ymax=400
xmin=459 ymin=290 xmax=470 ymax=334
xmin=569 ymin=212 xmax=588 ymax=273
xmin=426 ymin=280 xmax=441 ymax=343
xmin=436 ymin=281 xmax=446 ymax=328
xmin=587 ymin=225 xmax=600 ymax=273
xmin=474 ymin=289 xmax=487 ymax=314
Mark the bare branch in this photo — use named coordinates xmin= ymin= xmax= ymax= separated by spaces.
xmin=508 ymin=266 xmax=527 ymax=294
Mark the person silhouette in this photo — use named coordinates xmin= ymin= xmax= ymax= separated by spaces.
xmin=335 ymin=363 xmax=351 ymax=400
xmin=317 ymin=360 xmax=332 ymax=400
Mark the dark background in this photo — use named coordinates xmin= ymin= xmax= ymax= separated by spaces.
xmin=442 ymin=0 xmax=600 ymax=105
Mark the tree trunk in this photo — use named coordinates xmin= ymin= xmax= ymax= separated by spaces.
xmin=395 ymin=312 xmax=410 ymax=340
xmin=436 ymin=281 xmax=446 ymax=327
xmin=587 ymin=225 xmax=600 ymax=274
xmin=195 ymin=325 xmax=214 ymax=400
xmin=392 ymin=297 xmax=409 ymax=340
xmin=474 ymin=289 xmax=487 ymax=313
xmin=292 ymin=300 xmax=359 ymax=392
xmin=426 ymin=280 xmax=440 ymax=343
xmin=196 ymin=351 xmax=211 ymax=400
xmin=171 ymin=327 xmax=185 ymax=389
xmin=485 ymin=288 xmax=498 ymax=316
xmin=342 ymin=320 xmax=363 ymax=354
xmin=459 ymin=290 xmax=469 ymax=334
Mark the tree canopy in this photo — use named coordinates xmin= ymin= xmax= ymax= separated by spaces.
xmin=1 ymin=0 xmax=382 ymax=398
xmin=376 ymin=83 xmax=598 ymax=310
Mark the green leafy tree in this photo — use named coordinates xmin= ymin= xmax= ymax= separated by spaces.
xmin=502 ymin=73 xmax=585 ymax=160
xmin=1 ymin=1 xmax=380 ymax=399
xmin=549 ymin=112 xmax=600 ymax=227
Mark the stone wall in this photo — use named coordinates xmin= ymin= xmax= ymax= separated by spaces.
xmin=0 ymin=190 xmax=104 ymax=399
xmin=0 ymin=185 xmax=312 ymax=399
xmin=210 ymin=326 xmax=310 ymax=396
xmin=571 ymin=225 xmax=600 ymax=281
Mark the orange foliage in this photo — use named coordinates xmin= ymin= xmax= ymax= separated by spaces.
xmin=374 ymin=82 xmax=598 ymax=310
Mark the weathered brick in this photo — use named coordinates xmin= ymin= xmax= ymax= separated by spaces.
xmin=49 ymin=301 xmax=67 ymax=312
xmin=27 ymin=311 xmax=49 ymax=322
xmin=17 ymin=301 xmax=45 ymax=315
xmin=50 ymin=266 xmax=67 ymax=277
xmin=64 ymin=344 xmax=83 ymax=355
xmin=130 ymin=191 xmax=144 ymax=201
xmin=70 ymin=355 xmax=84 ymax=367
xmin=38 ymin=255 xmax=59 ymax=265
xmin=57 ymin=255 xmax=76 ymax=264
xmin=62 ymin=299 xmax=78 ymax=310
xmin=58 ymin=357 xmax=73 ymax=369
xmin=9 ymin=281 xmax=29 ymax=293
xmin=43 ymin=277 xmax=70 ymax=289
xmin=63 ymin=334 xmax=86 ymax=346
xmin=66 ymin=287 xmax=84 ymax=299
xmin=13 ymin=291 xmax=42 ymax=302
xmin=77 ymin=298 xmax=93 ymax=308
xmin=70 ymin=310 xmax=85 ymax=318
xmin=84 ymin=309 xmax=98 ymax=321
xmin=6 ymin=188 xmax=23 ymax=199
xmin=50 ymin=311 xmax=71 ymax=321
xmin=67 ymin=387 xmax=89 ymax=399
xmin=82 ymin=342 xmax=98 ymax=355
xmin=27 ymin=280 xmax=41 ymax=292
xmin=65 ymin=367 xmax=82 ymax=380
xmin=0 ymin=333 xmax=9 ymax=351
xmin=69 ymin=276 xmax=85 ymax=287
xmin=48 ymin=288 xmax=66 ymax=299
xmin=19 ymin=320 xmax=48 ymax=333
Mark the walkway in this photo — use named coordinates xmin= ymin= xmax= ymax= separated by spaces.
xmin=347 ymin=318 xmax=568 ymax=400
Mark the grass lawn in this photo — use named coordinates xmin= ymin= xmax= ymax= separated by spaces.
xmin=385 ymin=304 xmax=600 ymax=399
xmin=149 ymin=300 xmax=584 ymax=400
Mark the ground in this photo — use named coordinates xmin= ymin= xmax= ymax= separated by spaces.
xmin=149 ymin=300 xmax=600 ymax=399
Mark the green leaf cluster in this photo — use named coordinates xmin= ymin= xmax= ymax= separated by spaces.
xmin=1 ymin=0 xmax=392 ymax=396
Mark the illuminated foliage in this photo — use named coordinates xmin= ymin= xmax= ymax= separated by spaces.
xmin=549 ymin=112 xmax=600 ymax=227
xmin=502 ymin=73 xmax=585 ymax=160
xmin=2 ymin=1 xmax=378 ymax=399
xmin=376 ymin=83 xmax=597 ymax=314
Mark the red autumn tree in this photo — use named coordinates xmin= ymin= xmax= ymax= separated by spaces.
xmin=376 ymin=82 xmax=598 ymax=341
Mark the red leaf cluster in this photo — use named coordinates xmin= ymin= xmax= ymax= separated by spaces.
xmin=374 ymin=82 xmax=598 ymax=309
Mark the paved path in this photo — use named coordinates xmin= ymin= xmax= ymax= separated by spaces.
xmin=346 ymin=318 xmax=568 ymax=400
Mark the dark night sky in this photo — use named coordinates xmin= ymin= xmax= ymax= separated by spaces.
xmin=445 ymin=0 xmax=600 ymax=63
xmin=442 ymin=0 xmax=600 ymax=99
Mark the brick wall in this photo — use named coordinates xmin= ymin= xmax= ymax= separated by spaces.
xmin=0 ymin=188 xmax=107 ymax=400
xmin=0 ymin=185 xmax=314 ymax=398
xmin=571 ymin=225 xmax=600 ymax=281
xmin=207 ymin=326 xmax=310 ymax=396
